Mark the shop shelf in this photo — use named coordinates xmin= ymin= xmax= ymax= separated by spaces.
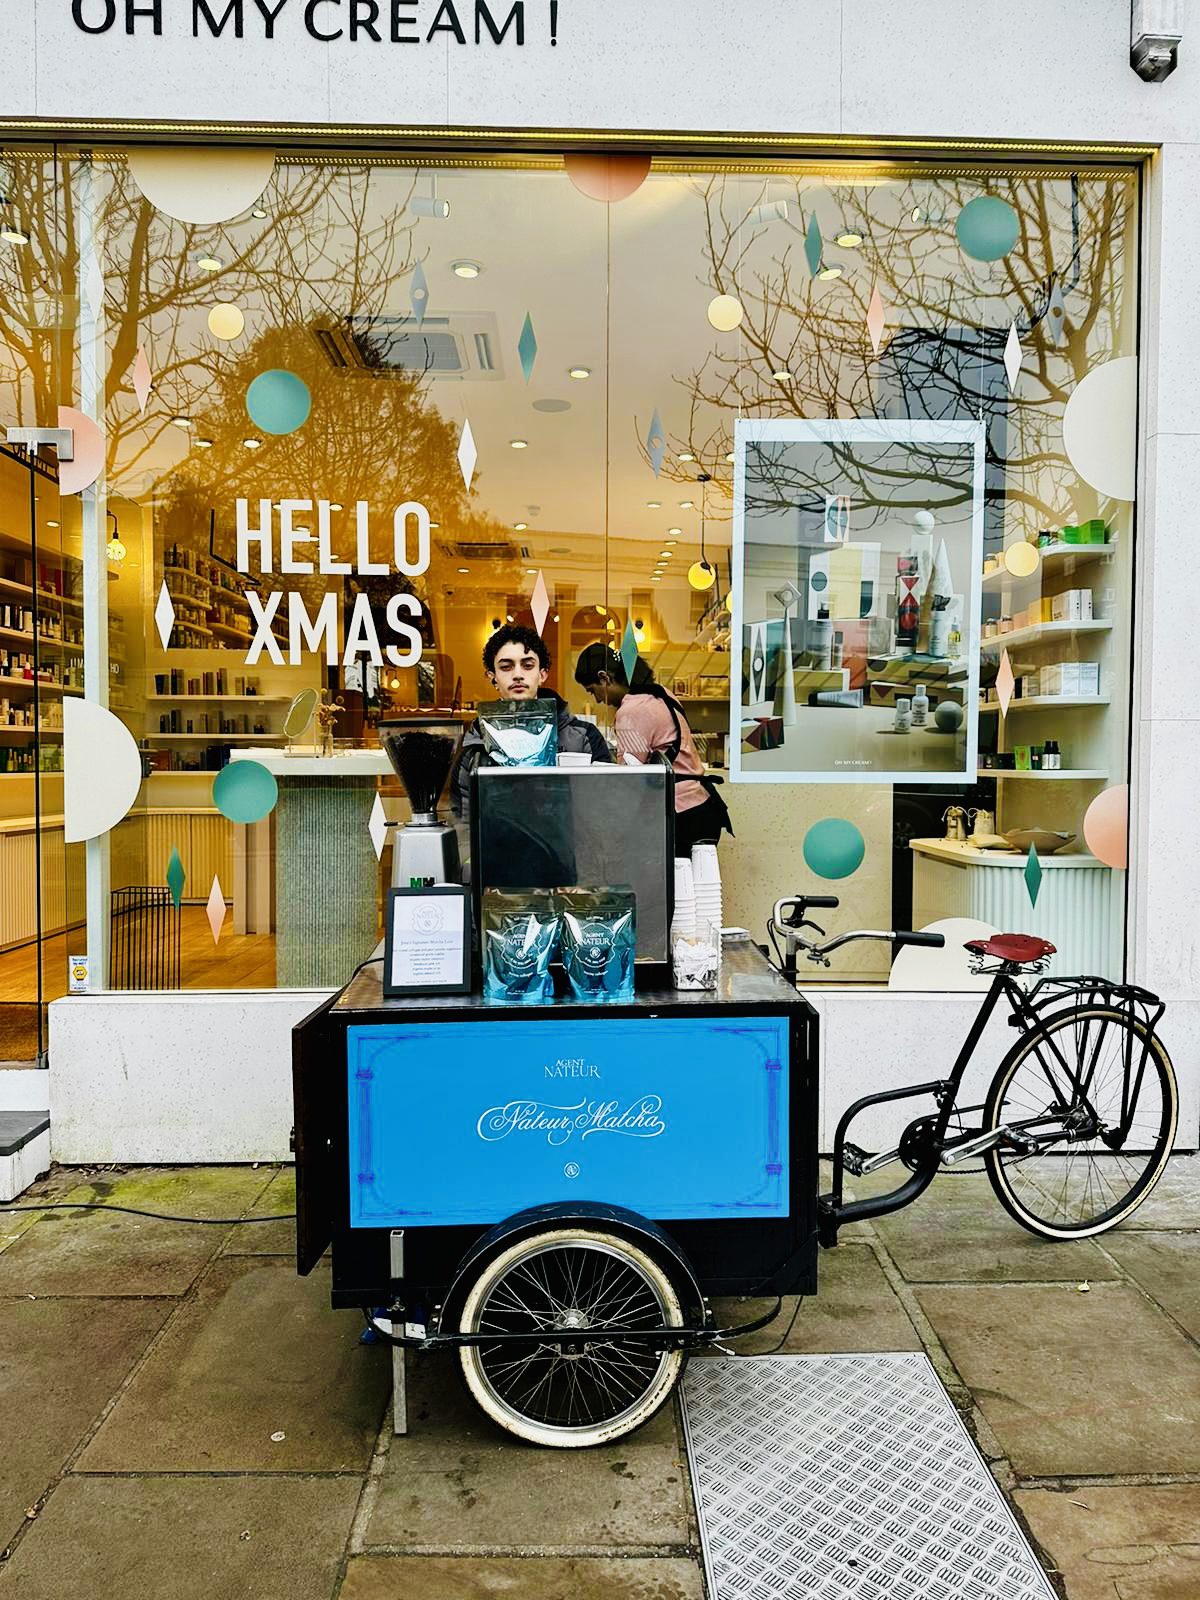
xmin=0 ymin=676 xmax=81 ymax=695
xmin=0 ymin=728 xmax=63 ymax=739
xmin=981 ymin=541 xmax=1114 ymax=589
xmin=991 ymin=768 xmax=1109 ymax=780
xmin=142 ymin=733 xmax=279 ymax=742
xmin=980 ymin=619 xmax=1113 ymax=652
xmin=146 ymin=694 xmax=290 ymax=703
xmin=979 ymin=695 xmax=1111 ymax=713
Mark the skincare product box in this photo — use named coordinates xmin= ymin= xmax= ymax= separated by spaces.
xmin=1039 ymin=661 xmax=1101 ymax=697
xmin=1051 ymin=589 xmax=1094 ymax=623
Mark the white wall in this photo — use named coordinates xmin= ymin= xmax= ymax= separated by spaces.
xmin=17 ymin=0 xmax=1200 ymax=1149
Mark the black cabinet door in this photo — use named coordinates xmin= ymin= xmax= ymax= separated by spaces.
xmin=292 ymin=996 xmax=339 ymax=1275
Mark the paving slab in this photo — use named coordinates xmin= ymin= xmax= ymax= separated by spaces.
xmin=0 ymin=1165 xmax=94 ymax=1256
xmin=221 ymin=1166 xmax=297 ymax=1257
xmin=918 ymin=1283 xmax=1200 ymax=1477
xmin=1104 ymin=1231 xmax=1200 ymax=1342
xmin=711 ymin=1243 xmax=921 ymax=1354
xmin=856 ymin=1170 xmax=1119 ymax=1283
xmin=0 ymin=1474 xmax=361 ymax=1600
xmin=0 ymin=1166 xmax=274 ymax=1296
xmin=1014 ymin=1484 xmax=1200 ymax=1600
xmin=1115 ymin=1153 xmax=1200 ymax=1229
xmin=365 ymin=1351 xmax=690 ymax=1552
xmin=0 ymin=1297 xmax=170 ymax=1549
xmin=77 ymin=1257 xmax=389 ymax=1473
xmin=341 ymin=1555 xmax=706 ymax=1598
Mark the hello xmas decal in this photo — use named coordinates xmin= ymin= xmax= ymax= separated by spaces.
xmin=236 ymin=499 xmax=430 ymax=669
xmin=70 ymin=0 xmax=559 ymax=47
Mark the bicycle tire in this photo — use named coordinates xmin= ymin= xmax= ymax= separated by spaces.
xmin=458 ymin=1226 xmax=686 ymax=1448
xmin=983 ymin=1004 xmax=1177 ymax=1240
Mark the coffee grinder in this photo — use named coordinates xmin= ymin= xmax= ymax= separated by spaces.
xmin=379 ymin=718 xmax=466 ymax=887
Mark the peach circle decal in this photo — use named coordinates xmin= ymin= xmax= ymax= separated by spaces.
xmin=564 ymin=153 xmax=651 ymax=203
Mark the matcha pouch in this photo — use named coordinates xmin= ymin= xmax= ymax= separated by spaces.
xmin=481 ymin=888 xmax=560 ymax=1004
xmin=477 ymin=700 xmax=559 ymax=768
xmin=558 ymin=886 xmax=636 ymax=1003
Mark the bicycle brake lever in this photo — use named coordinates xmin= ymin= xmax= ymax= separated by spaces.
xmin=802 ymin=920 xmax=826 ymax=937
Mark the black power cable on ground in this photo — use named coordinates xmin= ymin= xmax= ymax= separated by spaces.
xmin=0 ymin=1203 xmax=296 ymax=1223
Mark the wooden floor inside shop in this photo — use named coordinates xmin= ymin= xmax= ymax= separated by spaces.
xmin=0 ymin=907 xmax=278 ymax=1006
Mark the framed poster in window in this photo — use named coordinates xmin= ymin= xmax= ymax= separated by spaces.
xmin=383 ymin=885 xmax=471 ymax=996
xmin=729 ymin=417 xmax=985 ymax=784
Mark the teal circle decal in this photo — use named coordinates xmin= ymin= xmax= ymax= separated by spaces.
xmin=212 ymin=759 xmax=279 ymax=824
xmin=245 ymin=369 xmax=311 ymax=436
xmin=803 ymin=817 xmax=865 ymax=881
xmin=955 ymin=196 xmax=1019 ymax=262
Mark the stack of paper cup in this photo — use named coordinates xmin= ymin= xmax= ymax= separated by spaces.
xmin=691 ymin=843 xmax=723 ymax=938
xmin=671 ymin=856 xmax=697 ymax=941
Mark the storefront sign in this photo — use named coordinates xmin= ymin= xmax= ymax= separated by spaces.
xmin=730 ymin=418 xmax=985 ymax=785
xmin=346 ymin=1015 xmax=788 ymax=1226
xmin=234 ymin=496 xmax=428 ymax=668
xmin=70 ymin=0 xmax=555 ymax=47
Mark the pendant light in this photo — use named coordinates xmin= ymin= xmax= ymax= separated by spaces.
xmin=688 ymin=472 xmax=717 ymax=591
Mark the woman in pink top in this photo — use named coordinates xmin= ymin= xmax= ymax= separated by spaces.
xmin=574 ymin=643 xmax=732 ymax=856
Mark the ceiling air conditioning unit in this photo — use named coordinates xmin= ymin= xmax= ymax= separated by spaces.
xmin=312 ymin=312 xmax=505 ymax=381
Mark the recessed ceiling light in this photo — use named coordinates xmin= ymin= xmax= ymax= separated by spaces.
xmin=659 ymin=550 xmax=673 ymax=558
xmin=197 ymin=255 xmax=223 ymax=272
xmin=678 ymin=452 xmax=695 ymax=462
xmin=510 ymin=439 xmax=528 ymax=449
xmin=452 ymin=260 xmax=481 ymax=278
xmin=679 ymin=500 xmax=694 ymax=509
xmin=772 ymin=370 xmax=792 ymax=383
xmin=835 ymin=230 xmax=864 ymax=248
xmin=429 ymin=520 xmax=439 ymax=528
xmin=46 ymin=520 xmax=59 ymax=529
xmin=568 ymin=367 xmax=591 ymax=380
xmin=243 ymin=437 xmax=262 ymax=449
xmin=514 ymin=521 xmax=528 ymax=530
xmin=665 ymin=535 xmax=678 ymax=544
xmin=552 ymin=612 xmax=560 ymax=622
xmin=911 ymin=205 xmax=925 ymax=223
xmin=651 ymin=574 xmax=661 ymax=581
xmin=195 ymin=437 xmax=213 ymax=449
xmin=330 ymin=502 xmax=343 ymax=511
xmin=725 ymin=451 xmax=736 ymax=463
xmin=170 ymin=415 xmax=192 ymax=429
xmin=251 ymin=208 xmax=267 ymax=221
xmin=646 ymin=501 xmax=661 ymax=509
xmin=668 ymin=527 xmax=682 ymax=536
xmin=526 ymin=568 xmax=537 ymax=575
xmin=1 ymin=223 xmax=29 ymax=245
xmin=458 ymin=566 xmax=470 ymax=574
xmin=595 ymin=605 xmax=607 ymax=616
xmin=818 ymin=265 xmax=843 ymax=281
xmin=505 ymin=612 xmax=514 ymax=623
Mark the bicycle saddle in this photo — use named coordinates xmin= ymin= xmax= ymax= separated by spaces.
xmin=964 ymin=933 xmax=1057 ymax=964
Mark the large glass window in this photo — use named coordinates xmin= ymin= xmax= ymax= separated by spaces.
xmin=0 ymin=146 xmax=1139 ymax=998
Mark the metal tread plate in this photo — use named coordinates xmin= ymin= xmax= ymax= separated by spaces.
xmin=680 ymin=1352 xmax=1055 ymax=1600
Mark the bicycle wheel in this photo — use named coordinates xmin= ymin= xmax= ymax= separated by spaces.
xmin=458 ymin=1226 xmax=686 ymax=1448
xmin=983 ymin=1005 xmax=1177 ymax=1239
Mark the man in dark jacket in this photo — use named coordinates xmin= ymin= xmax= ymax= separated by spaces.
xmin=452 ymin=623 xmax=611 ymax=817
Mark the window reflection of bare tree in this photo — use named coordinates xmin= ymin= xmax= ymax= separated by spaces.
xmin=644 ymin=171 xmax=1135 ymax=532
xmin=0 ymin=149 xmax=518 ymax=632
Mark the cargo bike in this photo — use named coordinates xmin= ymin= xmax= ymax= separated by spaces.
xmin=292 ymin=902 xmax=1175 ymax=1449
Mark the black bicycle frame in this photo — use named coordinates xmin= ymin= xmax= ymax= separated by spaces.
xmin=817 ymin=963 xmax=1145 ymax=1246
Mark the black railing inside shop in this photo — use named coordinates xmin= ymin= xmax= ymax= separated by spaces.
xmin=109 ymin=887 xmax=181 ymax=991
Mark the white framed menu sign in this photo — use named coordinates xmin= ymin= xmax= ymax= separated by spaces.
xmin=383 ymin=885 xmax=471 ymax=996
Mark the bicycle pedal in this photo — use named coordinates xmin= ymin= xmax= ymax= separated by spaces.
xmin=841 ymin=1142 xmax=873 ymax=1177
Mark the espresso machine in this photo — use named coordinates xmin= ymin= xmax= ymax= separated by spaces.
xmin=379 ymin=718 xmax=465 ymax=887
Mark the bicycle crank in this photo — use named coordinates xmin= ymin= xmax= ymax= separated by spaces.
xmin=941 ymin=1125 xmax=1041 ymax=1166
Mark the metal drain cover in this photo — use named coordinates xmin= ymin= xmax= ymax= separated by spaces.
xmin=681 ymin=1353 xmax=1055 ymax=1600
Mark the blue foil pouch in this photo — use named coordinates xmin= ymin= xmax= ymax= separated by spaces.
xmin=482 ymin=889 xmax=560 ymax=1004
xmin=558 ymin=887 xmax=636 ymax=1004
xmin=477 ymin=702 xmax=559 ymax=768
